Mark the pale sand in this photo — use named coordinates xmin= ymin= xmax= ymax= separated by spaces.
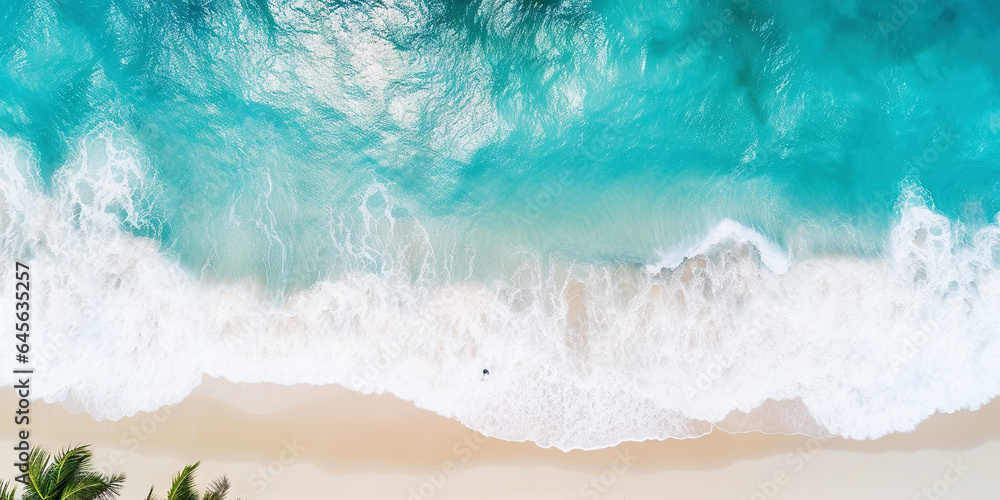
xmin=2 ymin=377 xmax=998 ymax=499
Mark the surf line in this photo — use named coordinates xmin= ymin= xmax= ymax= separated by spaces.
xmin=12 ymin=261 xmax=32 ymax=486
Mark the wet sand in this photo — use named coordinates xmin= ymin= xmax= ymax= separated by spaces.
xmin=2 ymin=377 xmax=998 ymax=499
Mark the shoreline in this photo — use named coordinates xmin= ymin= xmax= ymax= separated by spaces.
xmin=2 ymin=377 xmax=998 ymax=499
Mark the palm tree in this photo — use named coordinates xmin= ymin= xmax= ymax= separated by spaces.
xmin=144 ymin=462 xmax=230 ymax=500
xmin=20 ymin=445 xmax=125 ymax=500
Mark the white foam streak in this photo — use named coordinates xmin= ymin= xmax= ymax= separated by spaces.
xmin=1 ymin=134 xmax=998 ymax=450
xmin=646 ymin=218 xmax=791 ymax=274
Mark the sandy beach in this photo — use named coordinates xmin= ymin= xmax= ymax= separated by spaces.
xmin=2 ymin=377 xmax=998 ymax=499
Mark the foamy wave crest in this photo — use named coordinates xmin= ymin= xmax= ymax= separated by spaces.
xmin=1 ymin=132 xmax=999 ymax=450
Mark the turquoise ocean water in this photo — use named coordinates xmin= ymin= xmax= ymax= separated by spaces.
xmin=1 ymin=0 xmax=999 ymax=449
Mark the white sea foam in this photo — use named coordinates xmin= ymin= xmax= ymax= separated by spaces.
xmin=1 ymin=132 xmax=999 ymax=450
xmin=646 ymin=217 xmax=792 ymax=274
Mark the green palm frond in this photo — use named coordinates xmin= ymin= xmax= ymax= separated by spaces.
xmin=23 ymin=446 xmax=52 ymax=500
xmin=18 ymin=445 xmax=124 ymax=500
xmin=164 ymin=463 xmax=200 ymax=500
xmin=46 ymin=446 xmax=94 ymax=494
xmin=150 ymin=463 xmax=230 ymax=500
xmin=0 ymin=480 xmax=17 ymax=500
xmin=61 ymin=472 xmax=125 ymax=500
xmin=201 ymin=476 xmax=230 ymax=500
xmin=145 ymin=486 xmax=158 ymax=500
